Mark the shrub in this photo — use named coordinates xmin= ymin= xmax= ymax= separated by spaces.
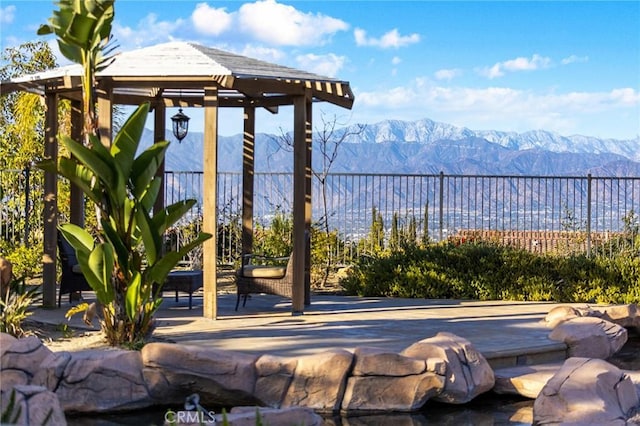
xmin=2 ymin=243 xmax=42 ymax=278
xmin=341 ymin=241 xmax=640 ymax=304
xmin=0 ymin=276 xmax=39 ymax=337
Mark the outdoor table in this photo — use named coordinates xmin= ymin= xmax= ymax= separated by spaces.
xmin=162 ymin=270 xmax=203 ymax=309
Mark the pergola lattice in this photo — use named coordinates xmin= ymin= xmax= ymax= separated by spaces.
xmin=0 ymin=41 xmax=355 ymax=318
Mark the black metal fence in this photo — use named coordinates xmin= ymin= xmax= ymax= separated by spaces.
xmin=2 ymin=169 xmax=639 ymax=265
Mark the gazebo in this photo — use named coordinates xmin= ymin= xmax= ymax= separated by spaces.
xmin=0 ymin=41 xmax=355 ymax=318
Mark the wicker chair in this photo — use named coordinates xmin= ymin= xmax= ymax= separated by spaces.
xmin=57 ymin=235 xmax=91 ymax=307
xmin=235 ymin=254 xmax=293 ymax=310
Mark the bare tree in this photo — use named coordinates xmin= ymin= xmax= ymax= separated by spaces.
xmin=269 ymin=111 xmax=365 ymax=286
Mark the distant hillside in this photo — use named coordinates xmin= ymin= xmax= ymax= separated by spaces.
xmin=146 ymin=117 xmax=640 ymax=176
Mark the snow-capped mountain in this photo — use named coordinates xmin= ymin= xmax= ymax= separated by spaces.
xmin=341 ymin=118 xmax=640 ymax=162
xmin=148 ymin=117 xmax=640 ymax=176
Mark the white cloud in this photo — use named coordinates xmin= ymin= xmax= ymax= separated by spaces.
xmin=391 ymin=56 xmax=402 ymax=65
xmin=561 ymin=55 xmax=589 ymax=65
xmin=479 ymin=54 xmax=552 ymax=79
xmin=113 ymin=14 xmax=186 ymax=50
xmin=434 ymin=68 xmax=462 ymax=81
xmin=191 ymin=3 xmax=234 ymax=36
xmin=237 ymin=0 xmax=348 ymax=46
xmin=296 ymin=53 xmax=346 ymax=77
xmin=354 ymin=28 xmax=420 ymax=49
xmin=240 ymin=45 xmax=286 ymax=63
xmin=354 ymin=80 xmax=640 ymax=137
xmin=0 ymin=5 xmax=15 ymax=24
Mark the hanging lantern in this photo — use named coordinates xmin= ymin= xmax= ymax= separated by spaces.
xmin=171 ymin=108 xmax=190 ymax=143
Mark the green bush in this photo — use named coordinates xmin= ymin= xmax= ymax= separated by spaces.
xmin=0 ymin=242 xmax=42 ymax=278
xmin=0 ymin=276 xmax=40 ymax=337
xmin=341 ymin=241 xmax=640 ymax=304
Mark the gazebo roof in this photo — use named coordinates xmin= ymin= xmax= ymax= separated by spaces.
xmin=0 ymin=41 xmax=354 ymax=109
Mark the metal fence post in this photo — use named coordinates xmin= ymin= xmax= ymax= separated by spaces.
xmin=439 ymin=171 xmax=444 ymax=241
xmin=586 ymin=173 xmax=592 ymax=257
xmin=23 ymin=167 xmax=30 ymax=248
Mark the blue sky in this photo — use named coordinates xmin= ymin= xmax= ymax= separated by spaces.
xmin=1 ymin=0 xmax=639 ymax=139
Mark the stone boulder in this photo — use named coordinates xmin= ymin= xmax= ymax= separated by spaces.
xmin=401 ymin=332 xmax=495 ymax=404
xmin=253 ymin=354 xmax=297 ymax=408
xmin=142 ymin=342 xmax=260 ymax=407
xmin=549 ymin=316 xmax=627 ymax=359
xmin=0 ymin=256 xmax=12 ymax=299
xmin=595 ymin=304 xmax=640 ymax=331
xmin=0 ymin=333 xmax=17 ymax=356
xmin=342 ymin=346 xmax=445 ymax=411
xmin=533 ymin=357 xmax=639 ymax=425
xmin=0 ymin=335 xmax=52 ymax=393
xmin=493 ymin=362 xmax=562 ymax=399
xmin=50 ymin=349 xmax=152 ymax=413
xmin=281 ymin=349 xmax=353 ymax=413
xmin=0 ymin=385 xmax=67 ymax=426
xmin=542 ymin=305 xmax=582 ymax=328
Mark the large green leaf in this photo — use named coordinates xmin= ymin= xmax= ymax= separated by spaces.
xmin=59 ymin=134 xmax=115 ymax=188
xmin=100 ymin=218 xmax=129 ymax=273
xmin=135 ymin=207 xmax=161 ymax=266
xmin=145 ymin=232 xmax=212 ymax=285
xmin=151 ymin=199 xmax=197 ymax=235
xmin=59 ymin=224 xmax=115 ymax=306
xmin=38 ymin=0 xmax=114 ymax=64
xmin=58 ymin=223 xmax=95 ymax=253
xmin=139 ymin=177 xmax=161 ymax=212
xmin=130 ymin=141 xmax=169 ymax=199
xmin=112 ymin=103 xmax=150 ymax=181
xmin=81 ymin=242 xmax=115 ymax=305
xmin=125 ymin=272 xmax=141 ymax=321
xmin=55 ymin=158 xmax=102 ymax=205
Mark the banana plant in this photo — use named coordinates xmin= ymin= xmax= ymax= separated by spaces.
xmin=37 ymin=0 xmax=116 ymax=141
xmin=39 ymin=102 xmax=211 ymax=345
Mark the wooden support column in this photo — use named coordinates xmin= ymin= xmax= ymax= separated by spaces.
xmin=153 ymin=102 xmax=166 ymax=215
xmin=304 ymin=99 xmax=312 ymax=306
xmin=242 ymin=107 xmax=256 ymax=256
xmin=97 ymin=85 xmax=112 ymax=148
xmin=292 ymin=93 xmax=311 ymax=314
xmin=69 ymin=100 xmax=84 ymax=226
xmin=42 ymin=92 xmax=58 ymax=308
xmin=202 ymin=87 xmax=219 ymax=319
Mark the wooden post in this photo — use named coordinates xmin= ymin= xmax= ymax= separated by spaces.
xmin=97 ymin=85 xmax=112 ymax=148
xmin=202 ymin=87 xmax=219 ymax=319
xmin=292 ymin=93 xmax=311 ymax=314
xmin=42 ymin=92 xmax=58 ymax=308
xmin=69 ymin=100 xmax=84 ymax=227
xmin=304 ymin=99 xmax=312 ymax=305
xmin=153 ymin=102 xmax=166 ymax=216
xmin=242 ymin=107 xmax=256 ymax=256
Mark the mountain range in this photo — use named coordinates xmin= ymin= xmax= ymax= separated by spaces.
xmin=154 ymin=118 xmax=640 ymax=177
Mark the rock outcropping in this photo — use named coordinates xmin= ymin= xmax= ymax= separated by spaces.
xmin=1 ymin=302 xmax=639 ymax=424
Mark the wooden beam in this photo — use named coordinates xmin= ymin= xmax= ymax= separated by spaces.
xmin=42 ymin=92 xmax=58 ymax=308
xmin=69 ymin=100 xmax=84 ymax=227
xmin=202 ymin=87 xmax=219 ymax=319
xmin=292 ymin=93 xmax=311 ymax=314
xmin=232 ymin=78 xmax=306 ymax=97
xmin=242 ymin=107 xmax=256 ymax=256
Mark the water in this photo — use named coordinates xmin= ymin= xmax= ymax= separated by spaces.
xmin=66 ymin=395 xmax=533 ymax=425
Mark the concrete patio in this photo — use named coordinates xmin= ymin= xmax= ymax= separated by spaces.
xmin=30 ymin=290 xmax=579 ymax=368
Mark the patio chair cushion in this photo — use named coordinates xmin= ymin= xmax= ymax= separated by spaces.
xmin=241 ymin=265 xmax=287 ymax=279
xmin=71 ymin=264 xmax=83 ymax=274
